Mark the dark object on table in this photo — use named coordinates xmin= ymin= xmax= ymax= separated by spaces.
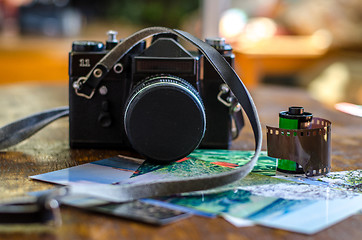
xmin=0 ymin=189 xmax=64 ymax=226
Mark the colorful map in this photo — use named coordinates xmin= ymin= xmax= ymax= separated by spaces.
xmin=131 ymin=150 xmax=277 ymax=179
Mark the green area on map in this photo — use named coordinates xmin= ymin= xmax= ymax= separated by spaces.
xmin=131 ymin=150 xmax=277 ymax=179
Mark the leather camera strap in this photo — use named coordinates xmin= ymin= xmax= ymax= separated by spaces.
xmin=70 ymin=27 xmax=262 ymax=202
xmin=0 ymin=27 xmax=262 ymax=203
xmin=0 ymin=107 xmax=69 ymax=150
xmin=76 ymin=26 xmax=261 ymax=151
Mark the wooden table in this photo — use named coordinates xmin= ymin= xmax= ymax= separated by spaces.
xmin=0 ymin=84 xmax=360 ymax=240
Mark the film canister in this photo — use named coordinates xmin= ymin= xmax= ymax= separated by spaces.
xmin=277 ymin=106 xmax=313 ymax=174
xmin=267 ymin=107 xmax=331 ymax=176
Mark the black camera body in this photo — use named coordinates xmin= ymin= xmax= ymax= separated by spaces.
xmin=69 ymin=31 xmax=239 ymax=161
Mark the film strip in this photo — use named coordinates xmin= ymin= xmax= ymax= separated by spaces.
xmin=267 ymin=117 xmax=331 ymax=177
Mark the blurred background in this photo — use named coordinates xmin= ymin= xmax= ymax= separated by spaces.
xmin=0 ymin=0 xmax=361 ymax=106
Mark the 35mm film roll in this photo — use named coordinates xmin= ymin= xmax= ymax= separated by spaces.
xmin=267 ymin=107 xmax=331 ymax=177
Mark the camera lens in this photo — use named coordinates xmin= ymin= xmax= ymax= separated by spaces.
xmin=124 ymin=75 xmax=206 ymax=162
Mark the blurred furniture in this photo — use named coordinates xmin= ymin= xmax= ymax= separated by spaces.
xmin=0 ymin=33 xmax=329 ymax=88
xmin=233 ymin=35 xmax=330 ymax=87
xmin=0 ymin=84 xmax=360 ymax=240
xmin=18 ymin=3 xmax=82 ymax=37
xmin=0 ymin=36 xmax=69 ymax=84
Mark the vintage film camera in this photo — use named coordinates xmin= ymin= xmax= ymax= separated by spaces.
xmin=69 ymin=31 xmax=243 ymax=162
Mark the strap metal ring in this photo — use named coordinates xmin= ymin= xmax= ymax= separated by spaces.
xmin=93 ymin=68 xmax=103 ymax=78
xmin=73 ymin=77 xmax=95 ymax=99
xmin=113 ymin=63 xmax=123 ymax=74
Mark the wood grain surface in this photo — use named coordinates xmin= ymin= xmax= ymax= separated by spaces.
xmin=0 ymin=84 xmax=360 ymax=240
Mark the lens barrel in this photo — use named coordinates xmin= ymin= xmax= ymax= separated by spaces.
xmin=124 ymin=75 xmax=206 ymax=162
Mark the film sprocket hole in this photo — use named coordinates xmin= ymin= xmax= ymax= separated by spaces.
xmin=69 ymin=31 xmax=243 ymax=162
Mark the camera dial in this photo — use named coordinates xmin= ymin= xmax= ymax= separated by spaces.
xmin=124 ymin=75 xmax=206 ymax=162
xmin=106 ymin=30 xmax=119 ymax=50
